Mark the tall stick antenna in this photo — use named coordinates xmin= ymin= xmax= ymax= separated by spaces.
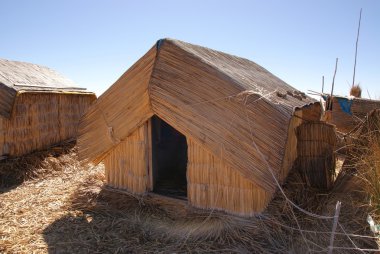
xmin=352 ymin=8 xmax=362 ymax=87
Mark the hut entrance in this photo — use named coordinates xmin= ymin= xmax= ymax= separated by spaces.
xmin=151 ymin=115 xmax=188 ymax=199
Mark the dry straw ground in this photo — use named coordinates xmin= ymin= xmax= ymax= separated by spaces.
xmin=0 ymin=142 xmax=378 ymax=253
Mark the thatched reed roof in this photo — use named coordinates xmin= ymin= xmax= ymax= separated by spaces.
xmin=172 ymin=40 xmax=313 ymax=107
xmin=0 ymin=59 xmax=87 ymax=92
xmin=78 ymin=38 xmax=316 ymax=192
xmin=0 ymin=58 xmax=93 ymax=118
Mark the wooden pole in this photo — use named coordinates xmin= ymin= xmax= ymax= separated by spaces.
xmin=328 ymin=201 xmax=342 ymax=254
xmin=352 ymin=8 xmax=362 ymax=87
xmin=322 ymin=76 xmax=325 ymax=94
xmin=328 ymin=58 xmax=339 ymax=110
xmin=331 ymin=58 xmax=338 ymax=98
xmin=367 ymin=89 xmax=372 ymax=100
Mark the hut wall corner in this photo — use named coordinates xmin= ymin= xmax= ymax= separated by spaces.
xmin=281 ymin=112 xmax=303 ymax=181
xmin=281 ymin=103 xmax=322 ymax=181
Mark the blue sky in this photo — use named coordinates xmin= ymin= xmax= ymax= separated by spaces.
xmin=1 ymin=0 xmax=379 ymax=98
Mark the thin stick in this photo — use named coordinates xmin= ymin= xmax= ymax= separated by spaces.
xmin=331 ymin=58 xmax=338 ymax=97
xmin=328 ymin=201 xmax=342 ymax=254
xmin=322 ymin=76 xmax=325 ymax=94
xmin=329 ymin=58 xmax=339 ymax=110
xmin=352 ymin=8 xmax=362 ymax=87
xmin=367 ymin=89 xmax=372 ymax=100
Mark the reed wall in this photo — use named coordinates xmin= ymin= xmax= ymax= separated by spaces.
xmin=187 ymin=138 xmax=272 ymax=216
xmin=103 ymin=123 xmax=149 ymax=194
xmin=0 ymin=93 xmax=95 ymax=157
xmin=59 ymin=94 xmax=96 ymax=141
xmin=296 ymin=122 xmax=336 ymax=189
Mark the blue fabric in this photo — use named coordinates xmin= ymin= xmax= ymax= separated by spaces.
xmin=337 ymin=97 xmax=353 ymax=115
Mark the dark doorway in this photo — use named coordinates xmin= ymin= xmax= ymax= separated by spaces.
xmin=151 ymin=115 xmax=188 ymax=199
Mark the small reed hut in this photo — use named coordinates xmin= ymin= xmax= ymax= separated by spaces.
xmin=323 ymin=95 xmax=380 ymax=133
xmin=78 ymin=39 xmax=322 ymax=216
xmin=0 ymin=59 xmax=96 ymax=158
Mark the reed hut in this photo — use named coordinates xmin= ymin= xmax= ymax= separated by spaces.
xmin=78 ymin=38 xmax=322 ymax=216
xmin=0 ymin=59 xmax=96 ymax=158
xmin=323 ymin=95 xmax=380 ymax=133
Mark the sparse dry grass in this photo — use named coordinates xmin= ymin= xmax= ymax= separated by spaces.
xmin=348 ymin=109 xmax=380 ymax=221
xmin=0 ymin=141 xmax=378 ymax=253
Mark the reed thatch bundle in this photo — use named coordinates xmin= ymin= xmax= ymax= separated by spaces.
xmin=350 ymin=84 xmax=362 ymax=98
xmin=296 ymin=122 xmax=337 ymax=189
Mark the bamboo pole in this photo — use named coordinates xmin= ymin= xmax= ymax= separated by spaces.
xmin=352 ymin=8 xmax=362 ymax=87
